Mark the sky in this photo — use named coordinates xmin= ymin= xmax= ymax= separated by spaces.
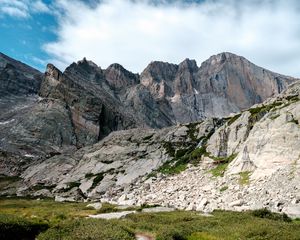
xmin=1 ymin=0 xmax=300 ymax=77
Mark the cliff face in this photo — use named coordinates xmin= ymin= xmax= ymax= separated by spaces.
xmin=0 ymin=53 xmax=42 ymax=96
xmin=139 ymin=53 xmax=295 ymax=122
xmin=40 ymin=61 xmax=140 ymax=147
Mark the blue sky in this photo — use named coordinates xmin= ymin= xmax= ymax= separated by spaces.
xmin=1 ymin=0 xmax=300 ymax=76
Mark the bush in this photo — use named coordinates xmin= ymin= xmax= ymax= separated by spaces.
xmin=252 ymin=208 xmax=292 ymax=222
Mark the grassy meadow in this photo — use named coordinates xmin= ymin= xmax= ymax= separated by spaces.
xmin=0 ymin=197 xmax=299 ymax=240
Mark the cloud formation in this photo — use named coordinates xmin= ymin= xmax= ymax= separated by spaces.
xmin=33 ymin=0 xmax=300 ymax=76
xmin=0 ymin=0 xmax=50 ymax=18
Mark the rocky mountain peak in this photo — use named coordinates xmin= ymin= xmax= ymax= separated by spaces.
xmin=45 ymin=63 xmax=63 ymax=81
xmin=178 ymin=58 xmax=198 ymax=70
xmin=77 ymin=57 xmax=99 ymax=69
xmin=104 ymin=63 xmax=139 ymax=91
xmin=140 ymin=61 xmax=178 ymax=86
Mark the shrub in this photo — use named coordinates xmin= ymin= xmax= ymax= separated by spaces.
xmin=251 ymin=208 xmax=292 ymax=222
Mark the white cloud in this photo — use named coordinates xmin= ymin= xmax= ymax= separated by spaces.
xmin=0 ymin=0 xmax=50 ymax=18
xmin=32 ymin=0 xmax=50 ymax=13
xmin=43 ymin=0 xmax=300 ymax=76
xmin=0 ymin=0 xmax=29 ymax=18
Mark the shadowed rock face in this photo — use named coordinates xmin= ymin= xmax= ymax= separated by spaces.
xmin=0 ymin=53 xmax=42 ymax=96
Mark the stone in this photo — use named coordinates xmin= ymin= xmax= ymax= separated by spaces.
xmin=142 ymin=207 xmax=175 ymax=213
xmin=88 ymin=211 xmax=136 ymax=219
xmin=282 ymin=205 xmax=300 ymax=219
xmin=86 ymin=202 xmax=102 ymax=210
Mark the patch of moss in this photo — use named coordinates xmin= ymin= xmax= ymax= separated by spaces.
xmin=220 ymin=186 xmax=228 ymax=192
xmin=239 ymin=171 xmax=251 ymax=185
xmin=210 ymin=153 xmax=238 ymax=177
xmin=227 ymin=113 xmax=242 ymax=125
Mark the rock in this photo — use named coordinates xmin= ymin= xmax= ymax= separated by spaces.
xmin=88 ymin=211 xmax=136 ymax=219
xmin=196 ymin=198 xmax=209 ymax=211
xmin=86 ymin=202 xmax=102 ymax=210
xmin=55 ymin=196 xmax=76 ymax=202
xmin=141 ymin=207 xmax=175 ymax=213
xmin=282 ymin=205 xmax=300 ymax=219
xmin=229 ymin=200 xmax=244 ymax=207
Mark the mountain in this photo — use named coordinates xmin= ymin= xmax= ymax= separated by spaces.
xmin=39 ymin=52 xmax=297 ymax=144
xmin=13 ymin=79 xmax=300 ymax=218
xmin=0 ymin=52 xmax=299 ymax=217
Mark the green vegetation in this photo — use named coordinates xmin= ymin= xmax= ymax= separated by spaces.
xmin=219 ymin=186 xmax=228 ymax=192
xmin=210 ymin=162 xmax=230 ymax=177
xmin=0 ymin=199 xmax=299 ymax=240
xmin=252 ymin=208 xmax=292 ymax=222
xmin=227 ymin=113 xmax=241 ymax=125
xmin=159 ymin=122 xmax=217 ymax=175
xmin=187 ymin=122 xmax=199 ymax=141
xmin=239 ymin=171 xmax=251 ymax=185
xmin=210 ymin=153 xmax=238 ymax=177
xmin=38 ymin=219 xmax=135 ymax=240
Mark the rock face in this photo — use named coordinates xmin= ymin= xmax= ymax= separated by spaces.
xmin=0 ymin=52 xmax=300 ymax=218
xmin=0 ymin=53 xmax=42 ymax=96
xmin=139 ymin=53 xmax=296 ymax=122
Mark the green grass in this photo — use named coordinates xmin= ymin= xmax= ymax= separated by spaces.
xmin=239 ymin=171 xmax=251 ymax=185
xmin=209 ymin=153 xmax=238 ymax=177
xmin=0 ymin=199 xmax=300 ymax=240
